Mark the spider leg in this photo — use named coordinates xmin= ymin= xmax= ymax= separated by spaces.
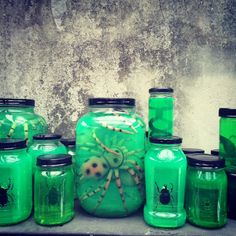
xmin=126 ymin=160 xmax=143 ymax=175
xmin=99 ymin=122 xmax=134 ymax=135
xmin=93 ymin=170 xmax=113 ymax=213
xmin=6 ymin=178 xmax=13 ymax=191
xmin=155 ymin=182 xmax=160 ymax=193
xmin=113 ymin=113 xmax=138 ymax=133
xmin=7 ymin=122 xmax=17 ymax=138
xmin=24 ymin=123 xmax=29 ymax=140
xmin=114 ymin=169 xmax=128 ymax=214
xmin=170 ymin=183 xmax=173 ymax=193
xmin=93 ymin=132 xmax=120 ymax=156
xmin=79 ymin=184 xmax=102 ymax=202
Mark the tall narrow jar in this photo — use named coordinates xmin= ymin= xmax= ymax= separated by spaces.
xmin=144 ymin=136 xmax=187 ymax=228
xmin=0 ymin=139 xmax=32 ymax=225
xmin=76 ymin=98 xmax=146 ymax=217
xmin=148 ymin=88 xmax=174 ymax=138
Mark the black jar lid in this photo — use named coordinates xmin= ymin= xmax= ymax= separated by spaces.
xmin=187 ymin=154 xmax=225 ymax=168
xmin=219 ymin=108 xmax=236 ymax=118
xmin=211 ymin=149 xmax=219 ymax=156
xmin=149 ymin=136 xmax=182 ymax=144
xmin=149 ymin=88 xmax=174 ymax=93
xmin=0 ymin=139 xmax=27 ymax=150
xmin=182 ymin=148 xmax=205 ymax=155
xmin=89 ymin=98 xmax=135 ymax=106
xmin=60 ymin=138 xmax=76 ymax=146
xmin=33 ymin=134 xmax=62 ymax=140
xmin=0 ymin=98 xmax=35 ymax=107
xmin=37 ymin=154 xmax=72 ymax=167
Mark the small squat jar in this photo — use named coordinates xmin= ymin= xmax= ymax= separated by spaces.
xmin=226 ymin=167 xmax=236 ymax=220
xmin=28 ymin=134 xmax=67 ymax=172
xmin=185 ymin=154 xmax=227 ymax=228
xmin=34 ymin=154 xmax=74 ymax=225
xmin=148 ymin=88 xmax=174 ymax=138
xmin=182 ymin=148 xmax=205 ymax=155
xmin=144 ymin=136 xmax=187 ymax=228
xmin=0 ymin=139 xmax=32 ymax=225
xmin=219 ymin=108 xmax=236 ymax=166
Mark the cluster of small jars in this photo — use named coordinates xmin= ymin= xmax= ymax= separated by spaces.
xmin=0 ymin=95 xmax=235 ymax=230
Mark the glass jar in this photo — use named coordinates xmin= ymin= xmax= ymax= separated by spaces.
xmin=185 ymin=154 xmax=227 ymax=228
xmin=34 ymin=154 xmax=74 ymax=225
xmin=219 ymin=108 xmax=236 ymax=166
xmin=144 ymin=136 xmax=187 ymax=228
xmin=182 ymin=148 xmax=205 ymax=155
xmin=60 ymin=138 xmax=76 ymax=199
xmin=148 ymin=88 xmax=174 ymax=138
xmin=76 ymin=98 xmax=146 ymax=217
xmin=211 ymin=149 xmax=219 ymax=156
xmin=0 ymin=98 xmax=48 ymax=145
xmin=0 ymin=139 xmax=32 ymax=225
xmin=28 ymin=134 xmax=67 ymax=173
xmin=226 ymin=167 xmax=236 ymax=220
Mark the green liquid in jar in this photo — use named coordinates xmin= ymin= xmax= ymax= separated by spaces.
xmin=76 ymin=107 xmax=145 ymax=217
xmin=148 ymin=97 xmax=173 ymax=137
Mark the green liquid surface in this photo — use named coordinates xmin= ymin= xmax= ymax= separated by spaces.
xmin=76 ymin=109 xmax=145 ymax=217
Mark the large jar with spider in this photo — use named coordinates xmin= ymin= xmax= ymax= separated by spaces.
xmin=0 ymin=139 xmax=32 ymax=225
xmin=0 ymin=98 xmax=48 ymax=145
xmin=76 ymin=98 xmax=146 ymax=217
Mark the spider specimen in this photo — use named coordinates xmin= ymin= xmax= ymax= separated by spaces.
xmin=0 ymin=178 xmax=14 ymax=208
xmin=155 ymin=182 xmax=174 ymax=208
xmin=78 ymin=130 xmax=144 ymax=214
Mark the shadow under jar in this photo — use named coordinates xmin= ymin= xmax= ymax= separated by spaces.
xmin=185 ymin=154 xmax=227 ymax=228
xmin=76 ymin=98 xmax=146 ymax=217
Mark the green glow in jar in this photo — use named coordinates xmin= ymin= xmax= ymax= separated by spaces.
xmin=34 ymin=154 xmax=74 ymax=225
xmin=185 ymin=154 xmax=227 ymax=228
xmin=0 ymin=139 xmax=32 ymax=225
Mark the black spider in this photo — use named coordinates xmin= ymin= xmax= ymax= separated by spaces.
xmin=0 ymin=178 xmax=14 ymax=208
xmin=155 ymin=182 xmax=174 ymax=207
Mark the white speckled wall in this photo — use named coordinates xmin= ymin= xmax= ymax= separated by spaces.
xmin=0 ymin=0 xmax=235 ymax=152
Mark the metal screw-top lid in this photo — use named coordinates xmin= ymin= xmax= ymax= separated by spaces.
xmin=33 ymin=134 xmax=62 ymax=140
xmin=149 ymin=88 xmax=174 ymax=93
xmin=187 ymin=154 xmax=225 ymax=168
xmin=89 ymin=98 xmax=135 ymax=106
xmin=37 ymin=154 xmax=72 ymax=167
xmin=60 ymin=138 xmax=76 ymax=146
xmin=182 ymin=148 xmax=205 ymax=155
xmin=0 ymin=139 xmax=27 ymax=150
xmin=219 ymin=108 xmax=236 ymax=118
xmin=211 ymin=149 xmax=219 ymax=156
xmin=0 ymin=98 xmax=35 ymax=107
xmin=149 ymin=136 xmax=182 ymax=144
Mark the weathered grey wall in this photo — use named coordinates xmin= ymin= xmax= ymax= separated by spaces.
xmin=0 ymin=0 xmax=235 ymax=152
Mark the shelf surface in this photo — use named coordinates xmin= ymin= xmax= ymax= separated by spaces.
xmin=0 ymin=205 xmax=236 ymax=236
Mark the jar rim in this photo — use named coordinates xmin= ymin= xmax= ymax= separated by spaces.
xmin=219 ymin=108 xmax=236 ymax=118
xmin=186 ymin=154 xmax=225 ymax=168
xmin=60 ymin=138 xmax=75 ymax=146
xmin=0 ymin=139 xmax=27 ymax=150
xmin=149 ymin=136 xmax=182 ymax=144
xmin=149 ymin=88 xmax=173 ymax=93
xmin=0 ymin=98 xmax=35 ymax=107
xmin=37 ymin=154 xmax=72 ymax=167
xmin=88 ymin=98 xmax=135 ymax=107
xmin=33 ymin=134 xmax=62 ymax=140
xmin=182 ymin=148 xmax=205 ymax=154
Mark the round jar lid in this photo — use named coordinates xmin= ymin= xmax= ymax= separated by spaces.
xmin=182 ymin=148 xmax=205 ymax=154
xmin=60 ymin=138 xmax=76 ymax=146
xmin=0 ymin=98 xmax=35 ymax=107
xmin=33 ymin=134 xmax=62 ymax=140
xmin=187 ymin=154 xmax=225 ymax=168
xmin=149 ymin=136 xmax=182 ymax=144
xmin=149 ymin=88 xmax=174 ymax=93
xmin=219 ymin=108 xmax=236 ymax=118
xmin=0 ymin=139 xmax=27 ymax=150
xmin=37 ymin=154 xmax=72 ymax=167
xmin=211 ymin=149 xmax=219 ymax=156
xmin=88 ymin=98 xmax=135 ymax=106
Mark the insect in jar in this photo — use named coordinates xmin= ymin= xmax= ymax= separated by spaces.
xmin=78 ymin=111 xmax=145 ymax=214
xmin=155 ymin=182 xmax=174 ymax=207
xmin=0 ymin=178 xmax=14 ymax=208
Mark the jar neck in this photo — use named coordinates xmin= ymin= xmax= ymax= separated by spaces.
xmin=149 ymin=92 xmax=173 ymax=98
xmin=33 ymin=139 xmax=61 ymax=144
xmin=0 ymin=106 xmax=35 ymax=113
xmin=150 ymin=143 xmax=181 ymax=149
xmin=0 ymin=148 xmax=26 ymax=154
xmin=89 ymin=105 xmax=135 ymax=113
xmin=189 ymin=166 xmax=224 ymax=171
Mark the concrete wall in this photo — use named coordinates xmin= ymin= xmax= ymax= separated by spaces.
xmin=0 ymin=0 xmax=235 ymax=152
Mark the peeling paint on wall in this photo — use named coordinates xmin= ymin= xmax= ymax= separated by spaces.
xmin=0 ymin=0 xmax=235 ymax=152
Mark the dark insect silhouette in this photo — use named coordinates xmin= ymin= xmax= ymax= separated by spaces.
xmin=0 ymin=178 xmax=14 ymax=208
xmin=155 ymin=182 xmax=174 ymax=207
xmin=47 ymin=185 xmax=60 ymax=206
